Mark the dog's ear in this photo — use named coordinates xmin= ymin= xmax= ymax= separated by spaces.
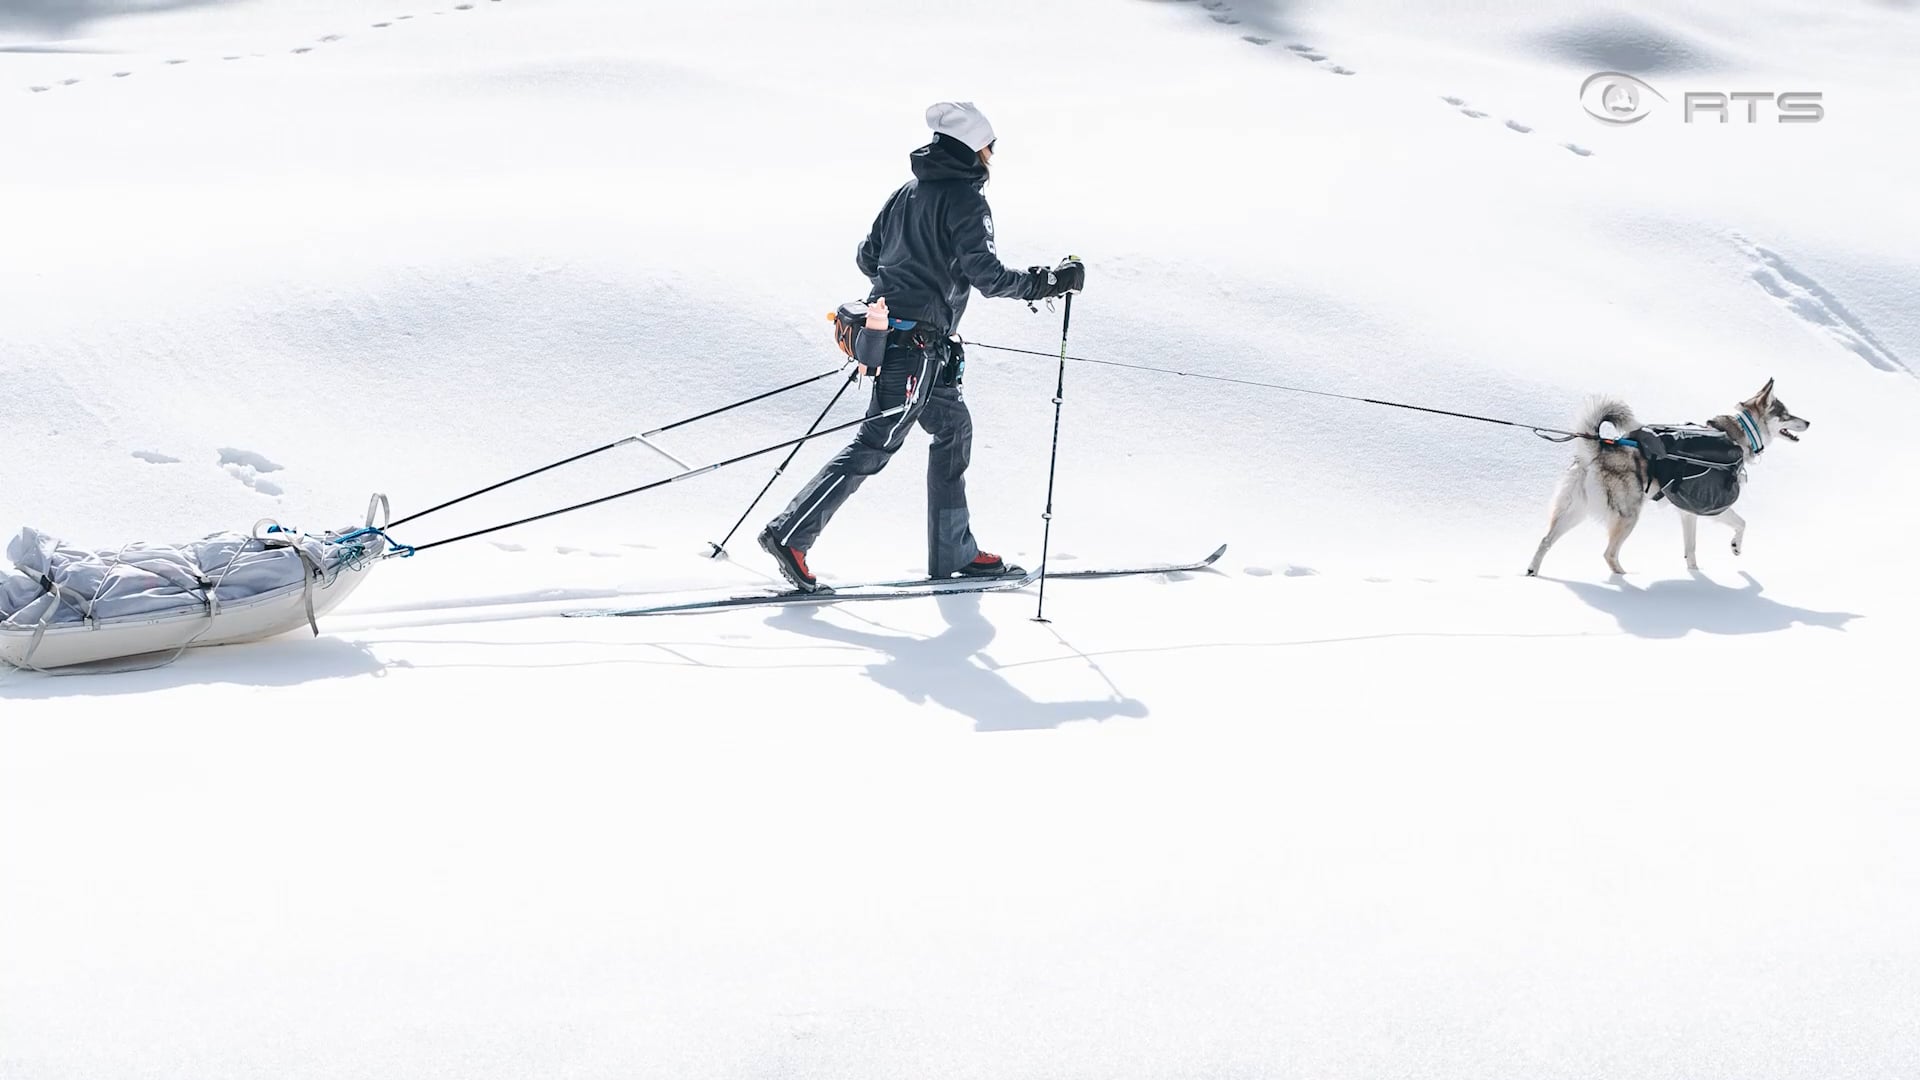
xmin=1751 ymin=377 xmax=1776 ymax=406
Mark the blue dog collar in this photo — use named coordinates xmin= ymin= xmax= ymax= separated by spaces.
xmin=1735 ymin=410 xmax=1765 ymax=454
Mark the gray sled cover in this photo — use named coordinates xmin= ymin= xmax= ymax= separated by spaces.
xmin=1 ymin=526 xmax=367 ymax=627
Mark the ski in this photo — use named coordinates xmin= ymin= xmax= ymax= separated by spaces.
xmin=847 ymin=543 xmax=1227 ymax=590
xmin=561 ymin=544 xmax=1225 ymax=619
xmin=565 ymin=566 xmax=1041 ymax=618
xmin=1042 ymin=542 xmax=1227 ymax=580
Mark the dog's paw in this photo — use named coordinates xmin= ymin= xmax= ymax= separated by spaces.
xmin=1731 ymin=539 xmax=1743 ymax=556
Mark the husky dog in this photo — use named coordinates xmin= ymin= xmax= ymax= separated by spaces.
xmin=1526 ymin=379 xmax=1810 ymax=576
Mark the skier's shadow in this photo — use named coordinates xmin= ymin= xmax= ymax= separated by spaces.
xmin=766 ymin=592 xmax=1148 ymax=732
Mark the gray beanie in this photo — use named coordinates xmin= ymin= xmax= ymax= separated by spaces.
xmin=925 ymin=101 xmax=996 ymax=152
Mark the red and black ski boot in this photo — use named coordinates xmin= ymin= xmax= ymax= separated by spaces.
xmin=956 ymin=550 xmax=1024 ymax=578
xmin=758 ymin=528 xmax=827 ymax=593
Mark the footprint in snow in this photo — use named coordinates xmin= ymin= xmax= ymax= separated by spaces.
xmin=113 ymin=71 xmax=131 ymax=77
xmin=219 ymin=449 xmax=284 ymax=494
xmin=1443 ymin=96 xmax=1490 ymax=120
xmin=319 ymin=34 xmax=343 ymax=42
xmin=1445 ymin=97 xmax=1562 ymax=147
xmin=218 ymin=447 xmax=283 ymax=473
xmin=1562 ymin=142 xmax=1593 ymax=156
xmin=165 ymin=58 xmax=188 ymax=64
xmin=1285 ymin=42 xmax=1356 ymax=75
xmin=132 ymin=450 xmax=181 ymax=465
xmin=373 ymin=21 xmax=392 ymax=27
xmin=61 ymin=77 xmax=80 ymax=85
xmin=1241 ymin=35 xmax=1270 ymax=45
xmin=1284 ymin=565 xmax=1318 ymax=577
xmin=1243 ymin=566 xmax=1274 ymax=577
xmin=223 ymin=463 xmax=283 ymax=496
xmin=28 ymin=85 xmax=50 ymax=92
xmin=292 ymin=46 xmax=313 ymax=54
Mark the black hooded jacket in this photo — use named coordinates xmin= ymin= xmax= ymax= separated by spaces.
xmin=854 ymin=134 xmax=1048 ymax=333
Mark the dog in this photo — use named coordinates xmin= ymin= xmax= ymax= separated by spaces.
xmin=1526 ymin=378 xmax=1810 ymax=576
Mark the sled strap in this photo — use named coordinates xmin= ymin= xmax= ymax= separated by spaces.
xmin=254 ymin=521 xmax=323 ymax=636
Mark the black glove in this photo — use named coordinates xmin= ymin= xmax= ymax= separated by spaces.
xmin=1030 ymin=257 xmax=1085 ymax=298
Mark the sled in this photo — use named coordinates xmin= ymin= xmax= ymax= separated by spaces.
xmin=0 ymin=496 xmax=392 ymax=672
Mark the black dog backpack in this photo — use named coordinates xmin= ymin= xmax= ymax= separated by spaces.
xmin=1627 ymin=424 xmax=1746 ymax=516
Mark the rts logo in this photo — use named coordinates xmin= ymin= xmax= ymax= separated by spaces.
xmin=1579 ymin=72 xmax=1824 ymax=125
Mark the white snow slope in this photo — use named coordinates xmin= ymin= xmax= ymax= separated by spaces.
xmin=4 ymin=1 xmax=1919 ymax=1077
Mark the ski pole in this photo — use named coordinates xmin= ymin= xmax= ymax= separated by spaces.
xmin=1033 ymin=283 xmax=1075 ymax=623
xmin=390 ymin=366 xmax=846 ymax=529
xmin=400 ymin=402 xmax=909 ymax=555
xmin=708 ymin=367 xmax=861 ymax=558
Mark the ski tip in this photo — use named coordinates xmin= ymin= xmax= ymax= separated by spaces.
xmin=1204 ymin=543 xmax=1228 ymax=564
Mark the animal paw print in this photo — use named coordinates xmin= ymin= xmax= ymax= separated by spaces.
xmin=25 ymin=1 xmax=496 ymax=95
xmin=1286 ymin=42 xmax=1355 ymax=75
xmin=1236 ymin=35 xmax=1356 ymax=74
xmin=1442 ymin=95 xmax=1592 ymax=157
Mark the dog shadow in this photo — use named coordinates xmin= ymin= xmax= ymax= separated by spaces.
xmin=1556 ymin=571 xmax=1860 ymax=639
xmin=766 ymin=592 xmax=1148 ymax=732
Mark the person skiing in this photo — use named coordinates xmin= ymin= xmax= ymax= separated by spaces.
xmin=758 ymin=101 xmax=1085 ymax=593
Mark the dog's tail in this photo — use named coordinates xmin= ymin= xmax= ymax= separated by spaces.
xmin=1572 ymin=396 xmax=1638 ymax=460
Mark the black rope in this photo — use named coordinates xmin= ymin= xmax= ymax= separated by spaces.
xmin=707 ymin=369 xmax=861 ymax=557
xmin=962 ymin=341 xmax=1628 ymax=448
xmin=390 ymin=365 xmax=846 ymax=529
xmin=400 ymin=402 xmax=905 ymax=555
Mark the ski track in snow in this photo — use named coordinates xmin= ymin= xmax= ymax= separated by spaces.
xmin=18 ymin=0 xmax=501 ymax=94
xmin=1740 ymin=237 xmax=1914 ymax=377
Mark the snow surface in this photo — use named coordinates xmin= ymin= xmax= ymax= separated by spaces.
xmin=4 ymin=1 xmax=1919 ymax=1077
